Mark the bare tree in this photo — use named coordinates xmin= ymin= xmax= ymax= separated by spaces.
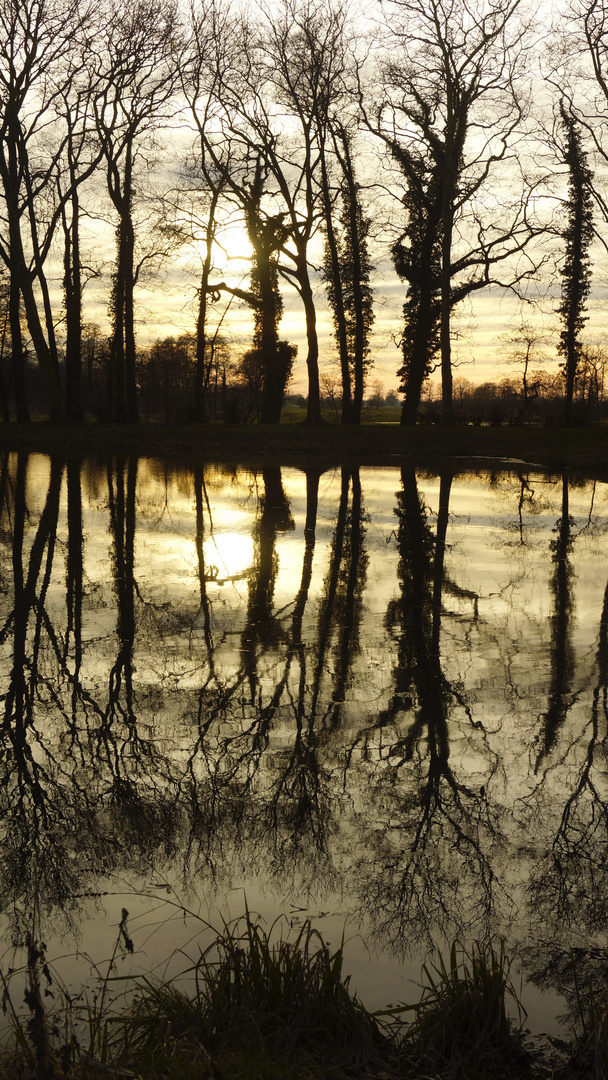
xmin=369 ymin=0 xmax=538 ymax=424
xmin=0 ymin=0 xmax=95 ymax=421
xmin=180 ymin=0 xmax=237 ymax=422
xmin=499 ymin=317 xmax=550 ymax=423
xmin=92 ymin=0 xmax=180 ymax=422
xmin=187 ymin=0 xmax=358 ymax=425
xmin=55 ymin=62 xmax=105 ymax=421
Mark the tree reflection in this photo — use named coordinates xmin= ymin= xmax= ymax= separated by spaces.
xmin=352 ymin=468 xmax=506 ymax=955
xmin=0 ymin=455 xmax=98 ymax=931
xmin=183 ymin=465 xmax=369 ymax=893
xmin=0 ymin=455 xmax=185 ymax=933
xmin=241 ymin=466 xmax=295 ymax=694
xmin=535 ymin=473 xmax=576 ymax=770
xmin=522 ymin=475 xmax=608 ymax=1005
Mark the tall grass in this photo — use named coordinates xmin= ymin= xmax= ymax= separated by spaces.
xmin=1 ymin=911 xmax=594 ymax=1079
xmin=378 ymin=940 xmax=529 ymax=1077
xmin=112 ymin=906 xmax=393 ymax=1077
xmin=0 ymin=905 xmax=395 ymax=1079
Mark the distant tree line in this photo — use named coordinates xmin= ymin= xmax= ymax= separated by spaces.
xmin=0 ymin=0 xmax=607 ymax=426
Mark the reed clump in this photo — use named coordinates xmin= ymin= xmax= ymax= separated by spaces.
xmin=0 ymin=911 xmax=595 ymax=1080
xmin=379 ymin=940 xmax=533 ymax=1078
xmin=111 ymin=908 xmax=394 ymax=1079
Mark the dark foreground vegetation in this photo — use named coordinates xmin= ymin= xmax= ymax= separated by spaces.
xmin=0 ymin=909 xmax=603 ymax=1080
xmin=1 ymin=419 xmax=608 ymax=482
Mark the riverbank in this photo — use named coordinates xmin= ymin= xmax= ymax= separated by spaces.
xmin=0 ymin=915 xmax=594 ymax=1080
xmin=0 ymin=911 xmax=596 ymax=1080
xmin=0 ymin=420 xmax=607 ymax=478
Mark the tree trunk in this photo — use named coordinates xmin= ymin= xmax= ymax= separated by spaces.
xmin=108 ymin=144 xmax=138 ymax=424
xmin=63 ymin=182 xmax=83 ymax=421
xmin=9 ymin=270 xmax=29 ymax=423
xmin=401 ymin=365 xmax=426 ymax=425
xmin=320 ymin=153 xmax=352 ymax=424
xmin=258 ymin=246 xmax=282 ymax=424
xmin=299 ymin=269 xmax=322 ymax=425
xmin=124 ymin=213 xmax=138 ymax=424
xmin=3 ymin=121 xmax=62 ymax=420
xmin=440 ymin=200 xmax=454 ymax=427
xmin=195 ymin=274 xmax=209 ymax=423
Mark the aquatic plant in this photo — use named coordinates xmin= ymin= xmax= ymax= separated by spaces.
xmin=0 ymin=915 xmax=577 ymax=1079
xmin=112 ymin=906 xmax=393 ymax=1077
xmin=0 ymin=905 xmax=394 ymax=1080
xmin=377 ymin=939 xmax=529 ymax=1076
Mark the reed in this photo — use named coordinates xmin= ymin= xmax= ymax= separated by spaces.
xmin=0 ymin=915 xmax=573 ymax=1079
xmin=112 ymin=906 xmax=393 ymax=1077
xmin=377 ymin=940 xmax=530 ymax=1077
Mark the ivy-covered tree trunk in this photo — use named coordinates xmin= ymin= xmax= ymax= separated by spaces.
xmin=320 ymin=150 xmax=353 ymax=424
xmin=246 ymin=183 xmax=295 ymax=424
xmin=390 ymin=150 xmax=442 ymax=426
xmin=322 ymin=128 xmax=374 ymax=426
xmin=557 ymin=103 xmax=594 ymax=427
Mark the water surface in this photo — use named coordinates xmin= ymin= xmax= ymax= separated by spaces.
xmin=1 ymin=452 xmax=606 ymax=1034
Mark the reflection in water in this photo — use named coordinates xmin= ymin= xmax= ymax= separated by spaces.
xmin=535 ymin=473 xmax=575 ymax=770
xmin=0 ymin=454 xmax=607 ymax=1027
xmin=355 ymin=468 xmax=504 ymax=955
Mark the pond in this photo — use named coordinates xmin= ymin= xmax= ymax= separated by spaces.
xmin=0 ymin=450 xmax=606 ymax=1038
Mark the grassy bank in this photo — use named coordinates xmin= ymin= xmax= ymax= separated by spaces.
xmin=0 ymin=419 xmax=607 ymax=479
xmin=0 ymin=911 xmax=601 ymax=1080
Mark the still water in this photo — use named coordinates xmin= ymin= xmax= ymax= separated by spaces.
xmin=1 ymin=452 xmax=606 ymax=1034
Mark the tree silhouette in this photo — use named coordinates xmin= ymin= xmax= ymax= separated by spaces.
xmin=557 ymin=104 xmax=594 ymax=427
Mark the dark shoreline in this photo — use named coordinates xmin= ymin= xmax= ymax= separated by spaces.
xmin=0 ymin=420 xmax=606 ymax=479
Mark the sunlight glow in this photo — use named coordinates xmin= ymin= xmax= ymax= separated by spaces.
xmin=203 ymin=532 xmax=254 ymax=585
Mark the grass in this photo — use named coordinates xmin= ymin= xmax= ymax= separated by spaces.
xmin=111 ymin=908 xmax=392 ymax=1080
xmin=0 ymin=910 xmax=604 ymax=1079
xmin=377 ymin=940 xmax=529 ymax=1077
xmin=0 ymin=418 xmax=606 ymax=480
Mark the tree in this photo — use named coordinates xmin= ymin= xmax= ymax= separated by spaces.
xmin=500 ymin=318 xmax=550 ymax=424
xmin=0 ymin=0 xmax=93 ymax=421
xmin=370 ymin=0 xmax=537 ymax=424
xmin=556 ymin=103 xmax=594 ymax=426
xmin=245 ymin=162 xmax=296 ymax=423
xmin=201 ymin=169 xmax=297 ymax=423
xmin=322 ymin=123 xmax=375 ymax=424
xmin=189 ymin=0 xmax=354 ymax=425
xmin=181 ymin=0 xmax=235 ymax=422
xmin=55 ymin=64 xmax=105 ymax=421
xmin=92 ymin=0 xmax=179 ymax=422
xmin=389 ymin=150 xmax=443 ymax=424
xmin=286 ymin=0 xmax=375 ymax=426
xmin=0 ymin=267 xmax=11 ymax=420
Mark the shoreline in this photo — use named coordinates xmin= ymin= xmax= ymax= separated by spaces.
xmin=0 ymin=420 xmax=606 ymax=480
